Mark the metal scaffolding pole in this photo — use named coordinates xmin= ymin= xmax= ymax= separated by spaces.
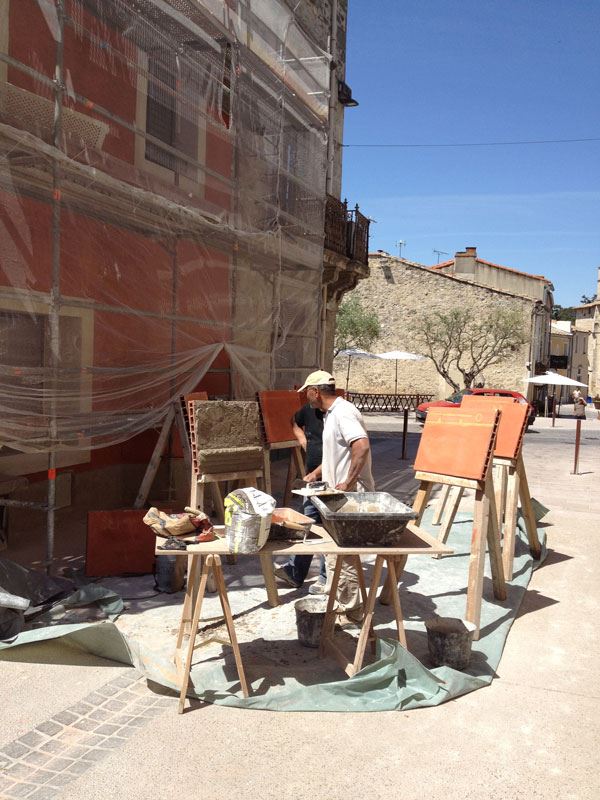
xmin=47 ymin=0 xmax=66 ymax=573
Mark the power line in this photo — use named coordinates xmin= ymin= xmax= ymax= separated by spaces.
xmin=342 ymin=137 xmax=600 ymax=149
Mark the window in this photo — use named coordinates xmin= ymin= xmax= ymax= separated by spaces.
xmin=0 ymin=291 xmax=93 ymax=475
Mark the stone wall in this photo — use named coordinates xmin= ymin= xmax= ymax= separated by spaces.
xmin=332 ymin=254 xmax=536 ymax=399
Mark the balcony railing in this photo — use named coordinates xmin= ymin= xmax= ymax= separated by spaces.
xmin=324 ymin=195 xmax=370 ymax=265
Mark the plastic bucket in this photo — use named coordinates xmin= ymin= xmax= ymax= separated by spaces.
xmin=425 ymin=616 xmax=476 ymax=670
xmin=294 ymin=597 xmax=328 ymax=648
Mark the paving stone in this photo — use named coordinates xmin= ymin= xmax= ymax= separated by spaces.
xmin=1 ymin=742 xmax=29 ymax=759
xmin=116 ymin=690 xmax=138 ymax=704
xmin=152 ymin=696 xmax=176 ymax=708
xmin=95 ymin=685 xmax=119 ymax=698
xmin=52 ymin=711 xmax=77 ymax=726
xmin=26 ymin=769 xmax=55 ymax=785
xmin=71 ymin=719 xmax=98 ymax=732
xmin=101 ymin=699 xmax=126 ymax=712
xmin=127 ymin=717 xmax=146 ymax=727
xmin=22 ymin=752 xmax=52 ymax=768
xmin=34 ymin=722 xmax=62 ymax=738
xmin=112 ymin=714 xmax=135 ymax=725
xmin=111 ymin=674 xmax=138 ymax=689
xmin=5 ymin=782 xmax=38 ymax=798
xmin=5 ymin=762 xmax=36 ymax=780
xmin=82 ymin=692 xmax=105 ymax=705
xmin=60 ymin=745 xmax=90 ymax=760
xmin=79 ymin=735 xmax=105 ymax=747
xmin=87 ymin=709 xmax=111 ymax=722
xmin=39 ymin=742 xmax=66 ymax=756
xmin=80 ymin=750 xmax=108 ymax=763
xmin=97 ymin=737 xmax=128 ymax=750
xmin=47 ymin=773 xmax=75 ymax=789
xmin=64 ymin=761 xmax=91 ymax=776
xmin=27 ymin=789 xmax=58 ymax=800
xmin=68 ymin=702 xmax=93 ymax=716
xmin=0 ymin=775 xmax=16 ymax=792
xmin=44 ymin=757 xmax=74 ymax=772
xmin=94 ymin=724 xmax=120 ymax=736
xmin=18 ymin=732 xmax=45 ymax=749
xmin=114 ymin=727 xmax=137 ymax=740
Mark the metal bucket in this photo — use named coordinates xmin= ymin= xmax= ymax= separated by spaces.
xmin=425 ymin=616 xmax=476 ymax=670
xmin=294 ymin=597 xmax=328 ymax=648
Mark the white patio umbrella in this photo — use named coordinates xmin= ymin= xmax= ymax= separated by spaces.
xmin=376 ymin=350 xmax=426 ymax=394
xmin=337 ymin=348 xmax=381 ymax=390
xmin=524 ymin=372 xmax=587 ymax=425
xmin=524 ymin=372 xmax=587 ymax=387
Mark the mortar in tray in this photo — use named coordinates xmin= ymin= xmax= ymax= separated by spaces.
xmin=311 ymin=492 xmax=417 ymax=547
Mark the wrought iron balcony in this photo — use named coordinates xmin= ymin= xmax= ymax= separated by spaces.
xmin=324 ymin=195 xmax=370 ymax=265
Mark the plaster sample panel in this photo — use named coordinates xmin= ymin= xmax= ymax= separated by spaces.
xmin=193 ymin=400 xmax=262 ymax=449
xmin=461 ymin=395 xmax=528 ymax=460
xmin=414 ymin=408 xmax=499 ymax=481
xmin=258 ymin=390 xmax=302 ymax=444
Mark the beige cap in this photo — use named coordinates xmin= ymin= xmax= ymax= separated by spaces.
xmin=298 ymin=370 xmax=335 ymax=392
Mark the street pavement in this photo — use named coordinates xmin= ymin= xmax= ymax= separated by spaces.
xmin=0 ymin=410 xmax=598 ymax=800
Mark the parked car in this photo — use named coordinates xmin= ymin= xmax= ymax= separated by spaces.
xmin=416 ymin=387 xmax=536 ymax=426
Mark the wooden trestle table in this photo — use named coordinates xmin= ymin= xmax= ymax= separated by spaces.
xmin=156 ymin=525 xmax=453 ymax=714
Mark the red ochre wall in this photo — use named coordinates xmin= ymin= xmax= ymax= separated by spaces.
xmin=2 ymin=1 xmax=236 ymax=491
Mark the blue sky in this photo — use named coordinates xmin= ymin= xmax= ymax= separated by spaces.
xmin=341 ymin=0 xmax=600 ymax=305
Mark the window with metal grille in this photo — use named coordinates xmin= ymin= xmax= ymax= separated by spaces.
xmin=145 ymin=53 xmax=177 ymax=171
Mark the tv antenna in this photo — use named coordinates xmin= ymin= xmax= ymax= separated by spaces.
xmin=396 ymin=240 xmax=406 ymax=258
xmin=433 ymin=249 xmax=449 ymax=264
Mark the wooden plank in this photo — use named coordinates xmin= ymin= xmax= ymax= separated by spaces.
xmin=259 ymin=552 xmax=280 ymax=607
xmin=493 ymin=463 xmax=508 ymax=537
xmin=385 ymin=556 xmax=407 ymax=648
xmin=415 ymin=471 xmax=481 ymax=490
xmin=177 ymin=555 xmax=211 ymax=714
xmin=502 ymin=464 xmax=520 ymax=580
xmin=517 ymin=454 xmax=542 ymax=559
xmin=432 ymin=484 xmax=451 ymax=525
xmin=465 ymin=485 xmax=489 ymax=640
xmin=432 ymin=485 xmax=464 ymax=559
xmin=351 ymin=556 xmax=385 ymax=674
xmin=485 ymin=476 xmax=507 ymax=602
xmin=212 ymin=556 xmax=250 ymax=698
xmin=319 ymin=555 xmax=344 ymax=658
xmin=198 ymin=470 xmax=263 ymax=483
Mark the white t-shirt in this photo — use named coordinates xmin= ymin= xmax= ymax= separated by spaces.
xmin=321 ymin=397 xmax=374 ymax=490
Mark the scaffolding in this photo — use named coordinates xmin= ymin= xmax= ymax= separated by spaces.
xmin=0 ymin=0 xmax=332 ymax=565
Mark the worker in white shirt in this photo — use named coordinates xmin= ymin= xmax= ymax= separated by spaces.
xmin=298 ymin=370 xmax=374 ymax=623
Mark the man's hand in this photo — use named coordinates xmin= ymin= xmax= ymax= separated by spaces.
xmin=303 ymin=470 xmax=320 ymax=483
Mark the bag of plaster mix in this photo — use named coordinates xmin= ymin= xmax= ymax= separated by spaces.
xmin=224 ymin=487 xmax=276 ymax=554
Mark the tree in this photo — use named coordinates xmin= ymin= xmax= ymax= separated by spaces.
xmin=334 ymin=296 xmax=381 ymax=357
xmin=553 ymin=305 xmax=576 ymax=322
xmin=410 ymin=307 xmax=528 ymax=392
xmin=580 ymin=293 xmax=597 ymax=304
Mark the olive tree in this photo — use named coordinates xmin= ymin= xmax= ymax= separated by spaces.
xmin=410 ymin=307 xmax=528 ymax=392
xmin=334 ymin=296 xmax=381 ymax=357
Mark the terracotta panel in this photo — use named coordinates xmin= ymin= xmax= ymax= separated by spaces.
xmin=414 ymin=408 xmax=500 ymax=481
xmin=258 ymin=390 xmax=303 ymax=444
xmin=461 ymin=395 xmax=527 ymax=460
xmin=86 ymin=509 xmax=156 ymax=576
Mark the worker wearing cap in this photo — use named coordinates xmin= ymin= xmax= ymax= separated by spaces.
xmin=298 ymin=369 xmax=374 ymax=623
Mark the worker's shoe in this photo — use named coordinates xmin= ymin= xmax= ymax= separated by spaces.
xmin=273 ymin=564 xmax=301 ymax=589
xmin=308 ymin=580 xmax=328 ymax=595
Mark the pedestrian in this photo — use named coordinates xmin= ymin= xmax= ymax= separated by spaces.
xmin=574 ymin=395 xmax=587 ymax=419
xmin=273 ymin=401 xmax=327 ymax=590
xmin=297 ymin=369 xmax=375 ymax=624
xmin=572 ymin=388 xmax=582 ymax=403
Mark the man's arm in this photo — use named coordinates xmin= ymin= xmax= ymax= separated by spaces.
xmin=335 ymin=437 xmax=370 ymax=491
xmin=303 ymin=464 xmax=322 ymax=483
xmin=292 ymin=420 xmax=307 ymax=451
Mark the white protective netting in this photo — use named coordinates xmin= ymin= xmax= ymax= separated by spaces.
xmin=0 ymin=0 xmax=330 ymax=455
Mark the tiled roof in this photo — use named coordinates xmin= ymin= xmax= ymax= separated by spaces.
xmin=429 ymin=257 xmax=551 ymax=284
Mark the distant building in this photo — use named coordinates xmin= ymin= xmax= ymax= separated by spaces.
xmin=549 ymin=321 xmax=573 ymax=402
xmin=573 ymin=268 xmax=600 ymax=397
xmin=333 ymin=248 xmax=554 ymax=398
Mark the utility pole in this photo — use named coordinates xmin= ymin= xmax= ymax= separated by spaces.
xmin=433 ymin=249 xmax=449 ymax=264
xmin=396 ymin=240 xmax=406 ymax=258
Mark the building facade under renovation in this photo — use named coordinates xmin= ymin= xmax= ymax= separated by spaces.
xmin=0 ymin=0 xmax=369 ymax=555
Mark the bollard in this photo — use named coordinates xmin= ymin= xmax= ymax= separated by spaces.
xmin=572 ymin=418 xmax=582 ymax=475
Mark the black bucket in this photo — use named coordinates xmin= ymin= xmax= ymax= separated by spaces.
xmin=425 ymin=616 xmax=476 ymax=670
xmin=294 ymin=597 xmax=328 ymax=648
